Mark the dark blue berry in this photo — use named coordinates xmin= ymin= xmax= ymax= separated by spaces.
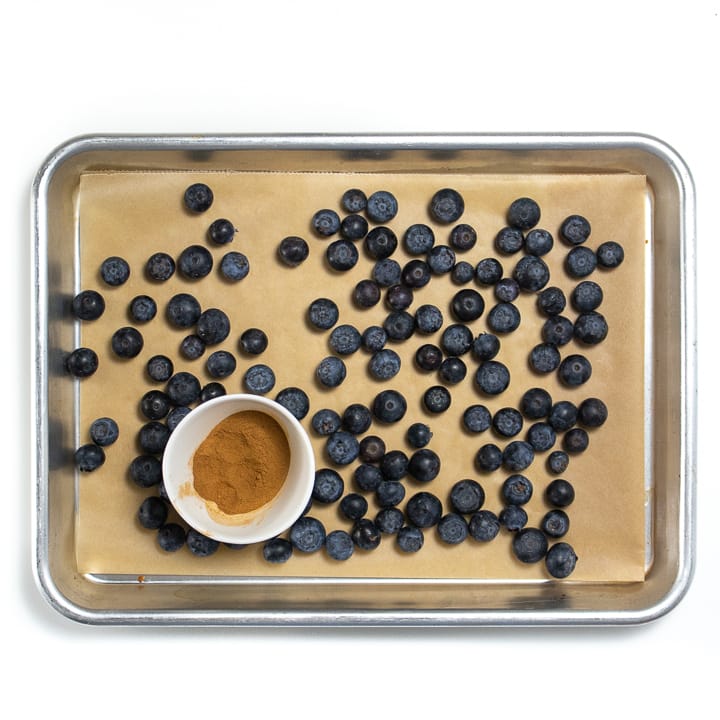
xmin=441 ymin=323 xmax=473 ymax=355
xmin=141 ymin=390 xmax=171 ymax=420
xmin=146 ymin=252 xmax=175 ymax=282
xmin=138 ymin=496 xmax=168 ymax=530
xmin=290 ymin=516 xmax=326 ymax=552
xmin=208 ymin=218 xmax=236 ymax=244
xmin=415 ymin=343 xmax=443 ymax=371
xmin=339 ymin=493 xmax=368 ymax=521
xmin=360 ymin=326 xmax=387 ymax=354
xmin=206 ymin=350 xmax=236 ymax=379
xmin=200 ymin=382 xmax=226 ymax=402
xmin=548 ymin=450 xmax=569 ymax=474
xmin=476 ymin=443 xmax=503 ymax=472
xmin=308 ymin=298 xmax=339 ymax=330
xmin=529 ymin=343 xmax=561 ymax=373
xmin=541 ymin=509 xmax=570 ymax=538
xmin=376 ymin=480 xmax=406 ymax=508
xmin=166 ymin=293 xmax=201 ymax=328
xmin=157 ymin=523 xmax=186 ymax=552
xmin=385 ymin=284 xmax=414 ymax=311
xmin=475 ymin=257 xmax=503 ymax=285
xmin=342 ymin=188 xmax=367 ymax=213
xmin=353 ymin=463 xmax=384 ymax=492
xmin=498 ymin=504 xmax=527 ymax=531
xmin=369 ymin=348 xmax=401 ymax=380
xmin=276 ymin=386 xmax=310 ymax=420
xmin=129 ymin=455 xmax=162 ymax=487
xmin=512 ymin=528 xmax=548 ymax=563
xmin=342 ymin=403 xmax=372 ymax=434
xmin=559 ymin=354 xmax=592 ymax=386
xmin=325 ymin=530 xmax=355 ymax=561
xmin=596 ymin=240 xmax=624 ymax=268
xmin=326 ymin=431 xmax=360 ymax=465
xmin=451 ymin=289 xmax=485 ymax=322
xmin=111 ymin=326 xmax=144 ymax=358
xmin=475 ymin=360 xmax=510 ymax=395
xmin=472 ymin=333 xmax=500 ymax=361
xmin=100 ymin=256 xmax=130 ymax=286
xmin=463 ymin=404 xmax=492 ymax=433
xmin=366 ymin=190 xmax=398 ymax=224
xmin=542 ymin=316 xmax=574 ymax=346
xmin=341 ymin=213 xmax=369 ymax=240
xmin=520 ymin=387 xmax=552 ymax=419
xmin=408 ymin=448 xmax=441 ymax=483
xmin=574 ymin=311 xmax=608 ymax=345
xmin=407 ymin=422 xmax=433 ymax=448
xmin=351 ymin=518 xmax=381 ymax=550
xmin=329 ymin=324 xmax=362 ymax=355
xmin=401 ymin=259 xmax=431 ymax=288
xmin=375 ymin=507 xmax=405 ymax=534
xmin=372 ymin=389 xmax=407 ymax=423
xmin=178 ymin=244 xmax=213 ymax=279
xmin=311 ymin=408 xmax=342 ymax=436
xmin=423 ymin=385 xmax=451 ymax=414
xmin=546 ymin=478 xmax=575 ymax=507
xmin=429 ymin=188 xmax=464 ymax=224
xmin=187 ymin=528 xmax=220 ymax=557
xmin=166 ymin=406 xmax=191 ymax=432
xmin=578 ymin=397 xmax=608 ymax=427
xmin=495 ymin=227 xmax=524 ymax=254
xmin=397 ymin=525 xmax=424 ymax=552
xmin=495 ymin=277 xmax=520 ymax=303
xmin=565 ymin=246 xmax=597 ymax=278
xmin=358 ymin=435 xmax=386 ymax=463
xmin=487 ymin=302 xmax=521 ymax=333
xmin=364 ymin=226 xmax=397 ymax=260
xmin=353 ymin=279 xmax=381 ymax=308
xmin=372 ymin=258 xmax=402 ymax=287
xmin=243 ymin=364 xmax=276 ymax=395
xmin=219 ymin=251 xmax=250 ymax=281
xmin=415 ymin=304 xmax=444 ymax=334
xmin=313 ymin=468 xmax=345 ymax=503
xmin=468 ymin=510 xmax=500 ymax=542
xmin=71 ymin=290 xmax=105 ymax=320
xmin=439 ymin=356 xmax=467 ymax=384
xmin=89 ymin=416 xmax=119 ymax=446
xmin=326 ymin=239 xmax=359 ymax=271
xmin=502 ymin=474 xmax=533 ymax=505
xmin=65 ymin=347 xmax=99 ymax=377
xmin=278 ymin=236 xmax=309 ymax=267
xmin=263 ymin=537 xmax=293 ymax=563
xmin=502 ymin=441 xmax=535 ymax=472
xmin=452 ymin=260 xmax=475 ymax=284
xmin=184 ymin=183 xmax=213 ymax=212
xmin=563 ymin=427 xmax=589 ymax=454
xmin=526 ymin=422 xmax=556 ymax=452
xmin=239 ymin=327 xmax=268 ymax=355
xmin=437 ymin=513 xmax=468 ymax=544
xmin=316 ymin=356 xmax=346 ymax=388
xmin=560 ymin=214 xmax=591 ymax=245
xmin=572 ymin=280 xmax=603 ymax=312
xmin=383 ymin=310 xmax=415 ymax=341
xmin=449 ymin=223 xmax=477 ymax=252
xmin=493 ymin=407 xmax=523 ymax=438
xmin=404 ymin=223 xmax=435 ymax=254
xmin=450 ymin=479 xmax=485 ymax=514
xmin=180 ymin=334 xmax=205 ymax=360
xmin=312 ymin=208 xmax=341 ymax=237
xmin=405 ymin=491 xmax=443 ymax=528
xmin=548 ymin=401 xmax=578 ymax=432
xmin=380 ymin=450 xmax=409 ymax=480
xmin=138 ymin=421 xmax=170 ymax=454
xmin=129 ymin=295 xmax=157 ymax=323
xmin=537 ymin=286 xmax=566 ymax=316
xmin=524 ymin=228 xmax=554 ymax=256
xmin=508 ymin=197 xmax=541 ymax=230
xmin=427 ymin=245 xmax=456 ymax=274
xmin=513 ymin=255 xmax=550 ymax=292
xmin=75 ymin=443 xmax=105 ymax=472
xmin=545 ymin=542 xmax=578 ymax=578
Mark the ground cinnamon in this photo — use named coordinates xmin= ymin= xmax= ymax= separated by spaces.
xmin=192 ymin=410 xmax=290 ymax=514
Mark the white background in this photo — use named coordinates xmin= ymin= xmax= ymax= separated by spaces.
xmin=4 ymin=1 xmax=717 ymax=715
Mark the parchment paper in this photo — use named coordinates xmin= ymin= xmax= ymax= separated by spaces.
xmin=75 ymin=170 xmax=648 ymax=581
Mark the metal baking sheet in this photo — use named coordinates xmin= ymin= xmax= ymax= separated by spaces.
xmin=31 ymin=133 xmax=696 ymax=626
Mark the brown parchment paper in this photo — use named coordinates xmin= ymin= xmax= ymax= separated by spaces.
xmin=75 ymin=170 xmax=648 ymax=581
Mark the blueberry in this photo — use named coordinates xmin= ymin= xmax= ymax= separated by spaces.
xmin=449 ymin=223 xmax=477 ymax=252
xmin=180 ymin=334 xmax=205 ymax=360
xmin=65 ymin=347 xmax=99 ymax=377
xmin=352 ymin=518 xmax=381 ymax=550
xmin=341 ymin=213 xmax=369 ymax=240
xmin=187 ymin=528 xmax=220 ymax=557
xmin=415 ymin=343 xmax=443 ymax=371
xmin=547 ymin=450 xmax=569 ymax=475
xmin=325 ymin=530 xmax=355 ymax=561
xmin=463 ymin=404 xmax=492 ymax=433
xmin=111 ymin=327 xmax=144 ymax=358
xmin=385 ymin=284 xmax=414 ymax=311
xmin=449 ymin=479 xmax=485 ymax=514
xmin=423 ymin=385 xmax=451 ymax=414
xmin=276 ymin=387 xmax=310 ymax=420
xmin=408 ymin=448 xmax=441 ymax=483
xmin=383 ymin=310 xmax=415 ymax=341
xmin=353 ymin=279 xmax=381 ymax=308
xmin=513 ymin=255 xmax=550 ymax=292
xmin=427 ymin=245 xmax=456 ymax=274
xmin=157 ymin=523 xmax=186 ymax=552
xmin=502 ymin=474 xmax=533 ymax=505
xmin=329 ymin=324 xmax=362 ymax=355
xmin=440 ymin=356 xmax=468 ymax=385
xmin=207 ymin=218 xmax=235 ymax=245
xmin=560 ymin=214 xmax=591 ymax=245
xmin=195 ymin=308 xmax=230 ymax=346
xmin=574 ymin=311 xmax=608 ymax=345
xmin=524 ymin=228 xmax=554 ymax=256
xmin=311 ymin=408 xmax=342 ymax=436
xmin=326 ymin=238 xmax=359 ymax=271
xmin=526 ymin=422 xmax=557 ymax=452
xmin=396 ymin=526 xmax=424 ymax=552
xmin=492 ymin=407 xmax=523 ymax=438
xmin=520 ymin=387 xmax=552 ymax=419
xmin=278 ymin=236 xmax=309 ymax=267
xmin=542 ymin=315 xmax=574 ymax=346
xmin=243 ymin=364 xmax=276 ymax=395
xmin=541 ymin=509 xmax=570 ymax=538
xmin=141 ymin=390 xmax=171 ymax=420
xmin=263 ymin=537 xmax=293 ymax=563
xmin=166 ymin=406 xmax=191 ymax=432
xmin=373 ymin=389 xmax=407 ymax=423
xmin=468 ymin=510 xmax=501 ymax=542
xmin=312 ymin=208 xmax=341 ymax=237
xmin=404 ymin=223 xmax=436 ymax=255
xmin=366 ymin=190 xmax=398 ymax=224
xmin=441 ymin=323 xmax=473 ymax=356
xmin=494 ymin=227 xmax=524 ymax=254
xmin=200 ymin=382 xmax=226 ymax=402
xmin=558 ymin=354 xmax=592 ymax=387
xmin=362 ymin=325 xmax=388 ymax=352
xmin=596 ymin=240 xmax=625 ymax=269
xmin=563 ymin=427 xmax=589 ymax=454
xmin=75 ymin=443 xmax=105 ymax=472
xmin=376 ymin=480 xmax=406 ymax=508
xmin=415 ymin=304 xmax=444 ymax=334
xmin=372 ymin=258 xmax=402 ymax=287
xmin=378 ymin=449 xmax=408 ymax=481
xmin=178 ymin=244 xmax=213 ymax=279
xmin=472 ymin=333 xmax=501 ymax=361
xmin=204 ymin=350 xmax=236 ymax=379
xmin=429 ymin=188 xmax=464 ymax=224
xmin=290 ymin=516 xmax=327 ymax=552
xmin=548 ymin=401 xmax=578 ymax=432
xmin=339 ymin=493 xmax=368 ymax=521
xmin=401 ymin=259 xmax=431 ymax=288
xmin=71 ymin=290 xmax=105 ymax=320
xmin=536 ymin=286 xmax=567 ymax=316
xmin=342 ymin=402 xmax=372 ymax=434
xmin=487 ymin=302 xmax=521 ymax=333
xmin=508 ymin=197 xmax=541 ymax=230
xmin=405 ymin=491 xmax=443 ymax=528
xmin=146 ymin=252 xmax=176 ymax=282
xmin=239 ymin=327 xmax=268 ymax=355
xmin=369 ymin=348 xmax=401 ymax=380
xmin=100 ymin=256 xmax=130 ymax=286
xmin=138 ymin=421 xmax=170 ymax=454
xmin=565 ymin=246 xmax=597 ymax=278
xmin=129 ymin=294 xmax=157 ymax=323
xmin=342 ymin=188 xmax=367 ymax=213
xmin=546 ymin=478 xmax=575 ymax=507
xmin=358 ymin=435 xmax=386 ymax=464
xmin=452 ymin=261 xmax=475 ymax=285
xmin=475 ymin=257 xmax=503 ymax=286
xmin=166 ymin=293 xmax=201 ymax=328
xmin=129 ymin=455 xmax=162 ymax=487
xmin=184 ymin=183 xmax=213 ymax=212
xmin=475 ymin=360 xmax=511 ymax=395
xmin=545 ymin=542 xmax=578 ymax=578
xmin=475 ymin=443 xmax=503 ymax=472
xmin=316 ymin=356 xmax=347 ymax=388
xmin=451 ymin=289 xmax=485 ymax=322
xmin=499 ymin=505 xmax=528 ymax=532
xmin=512 ymin=528 xmax=548 ymax=563
xmin=364 ymin=226 xmax=398 ymax=260
xmin=312 ymin=468 xmax=345 ymax=503
xmin=502 ymin=441 xmax=535 ymax=472
xmin=578 ymin=397 xmax=608 ymax=427
xmin=219 ymin=251 xmax=250 ymax=281
xmin=138 ymin=496 xmax=168 ymax=530
xmin=407 ymin=422 xmax=433 ymax=448
xmin=308 ymin=298 xmax=339 ymax=330
xmin=89 ymin=416 xmax=120 ymax=446
xmin=529 ymin=343 xmax=561 ymax=373
xmin=437 ymin=513 xmax=469 ymax=544
xmin=326 ymin=431 xmax=360 ymax=465
xmin=572 ymin=280 xmax=603 ymax=312
xmin=354 ymin=463 xmax=384 ymax=492
xmin=495 ymin=277 xmax=520 ymax=303
xmin=375 ymin=507 xmax=405 ymax=535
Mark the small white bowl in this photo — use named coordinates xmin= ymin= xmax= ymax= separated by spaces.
xmin=161 ymin=393 xmax=315 ymax=545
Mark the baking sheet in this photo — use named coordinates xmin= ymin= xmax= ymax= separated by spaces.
xmin=74 ymin=170 xmax=647 ymax=581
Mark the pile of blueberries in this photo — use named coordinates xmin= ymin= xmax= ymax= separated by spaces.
xmin=67 ymin=180 xmax=624 ymax=579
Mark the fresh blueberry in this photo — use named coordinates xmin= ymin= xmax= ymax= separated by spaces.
xmin=499 ymin=504 xmax=528 ymax=532
xmin=111 ymin=327 xmax=144 ymax=358
xmin=451 ymin=289 xmax=485 ymax=322
xmin=140 ymin=390 xmax=171 ymax=420
xmin=475 ymin=443 xmax=503 ymax=472
xmin=178 ymin=244 xmax=213 ymax=280
xmin=475 ymin=257 xmax=503 ymax=286
xmin=541 ymin=509 xmax=570 ymax=538
xmin=369 ymin=348 xmax=401 ymax=380
xmin=396 ymin=526 xmax=424 ymax=552
xmin=529 ymin=343 xmax=561 ymax=373
xmin=276 ymin=387 xmax=310 ymax=420
xmin=513 ymin=255 xmax=550 ymax=292
xmin=383 ymin=310 xmax=415 ymax=341
xmin=100 ymin=256 xmax=130 ymax=286
xmin=468 ymin=510 xmax=501 ymax=542
xmin=308 ymin=298 xmax=339 ymax=330
xmin=546 ymin=478 xmax=575 ymax=507
xmin=524 ymin=228 xmax=554 ymax=256
xmin=278 ymin=236 xmax=309 ymax=267
xmin=166 ymin=293 xmax=201 ymax=328
xmin=520 ymin=387 xmax=552 ymax=419
xmin=290 ymin=516 xmax=327 ymax=552
xmin=437 ymin=513 xmax=469 ymax=544
xmin=326 ymin=239 xmax=359 ymax=271
xmin=408 ymin=448 xmax=441 ymax=483
xmin=219 ymin=251 xmax=250 ymax=281
xmin=463 ymin=404 xmax=492 ymax=433
xmin=263 ymin=537 xmax=293 ymax=563
xmin=351 ymin=518 xmax=381 ymax=550
xmin=494 ymin=277 xmax=520 ymax=303
xmin=208 ymin=218 xmax=236 ymax=245
xmin=71 ymin=290 xmax=105 ymax=320
xmin=342 ymin=188 xmax=367 ymax=213
xmin=366 ymin=190 xmax=398 ymax=223
xmin=547 ymin=450 xmax=570 ymax=475
xmin=376 ymin=480 xmax=406 ymax=508
xmin=578 ymin=397 xmax=608 ymax=427
xmin=339 ymin=493 xmax=369 ymax=521
xmin=184 ymin=183 xmax=213 ymax=212
xmin=559 ymin=354 xmax=592 ymax=386
xmin=359 ymin=435 xmax=386 ymax=463
xmin=342 ymin=402 xmax=372 ymax=434
xmin=187 ymin=528 xmax=220 ymax=557
xmin=326 ymin=431 xmax=360 ymax=465
xmin=401 ymin=259 xmax=431 ymax=288
xmin=129 ymin=295 xmax=157 ymax=323
xmin=354 ymin=463 xmax=384 ymax=492
xmin=138 ymin=421 xmax=170 ymax=454
xmin=341 ymin=213 xmax=369 ymax=240
xmin=157 ymin=523 xmax=186 ymax=552
xmin=378 ymin=449 xmax=408 ymax=483
xmin=204 ymin=351 xmax=235 ymax=380
xmin=449 ymin=223 xmax=477 ymax=252
xmin=385 ymin=284 xmax=414 ymax=311
xmin=405 ymin=491 xmax=443 ymax=528
xmin=494 ymin=227 xmax=524 ymax=254
xmin=548 ymin=401 xmax=578 ymax=432
xmin=316 ymin=356 xmax=347 ymax=388
xmin=329 ymin=324 xmax=362 ymax=355
xmin=429 ymin=188 xmax=464 ymax=224
xmin=560 ymin=214 xmax=591 ymax=245
xmin=362 ymin=325 xmax=388 ymax=352
xmin=487 ymin=302 xmax=521 ymax=333
xmin=74 ymin=443 xmax=105 ymax=472
xmin=404 ymin=223 xmax=436 ymax=255
xmin=565 ymin=246 xmax=597 ymax=278
xmin=325 ymin=530 xmax=355 ymax=561
xmin=537 ymin=286 xmax=567 ymax=316
xmin=312 ymin=208 xmax=341 ymax=237
xmin=542 ymin=315 xmax=574 ymax=346
xmin=196 ymin=308 xmax=230 ymax=345
xmin=507 ymin=197 xmax=541 ymax=230
xmin=364 ymin=226 xmax=398 ymax=260
xmin=439 ymin=356 xmax=467 ymax=384
xmin=472 ymin=333 xmax=501 ymax=361
xmin=415 ymin=343 xmax=444 ymax=372
xmin=415 ymin=304 xmax=444 ymax=334
xmin=502 ymin=440 xmax=535 ymax=472
xmin=563 ymin=427 xmax=589 ymax=454
xmin=312 ymin=468 xmax=345 ymax=503
xmin=406 ymin=422 xmax=433 ymax=448
xmin=146 ymin=252 xmax=176 ymax=282
xmin=166 ymin=406 xmax=191 ymax=432
xmin=512 ymin=527 xmax=548 ymax=563
xmin=492 ymin=407 xmax=523 ymax=438
xmin=423 ymin=385 xmax=452 ymax=414
xmin=129 ymin=455 xmax=162 ymax=487
xmin=502 ymin=474 xmax=533 ymax=505
xmin=452 ymin=260 xmax=475 ymax=284
xmin=200 ymin=382 xmax=226 ymax=403
xmin=574 ymin=311 xmax=608 ymax=345
xmin=372 ymin=389 xmax=407 ymax=423
xmin=427 ymin=245 xmax=456 ymax=274
xmin=353 ymin=279 xmax=381 ymax=308
xmin=137 ymin=496 xmax=168 ymax=530
xmin=372 ymin=258 xmax=402 ymax=287
xmin=449 ymin=479 xmax=485 ymax=514
xmin=311 ymin=408 xmax=342 ymax=436
xmin=375 ymin=507 xmax=405 ymax=535
xmin=526 ymin=422 xmax=557 ymax=452
xmin=441 ymin=323 xmax=473 ymax=356
xmin=545 ymin=542 xmax=578 ymax=578
xmin=596 ymin=240 xmax=625 ymax=269
xmin=65 ymin=347 xmax=99 ymax=378
xmin=180 ymin=334 xmax=205 ymax=360
xmin=239 ymin=328 xmax=268 ymax=355
xmin=243 ymin=364 xmax=276 ymax=394
xmin=572 ymin=280 xmax=603 ymax=312
xmin=475 ymin=360 xmax=511 ymax=395
xmin=89 ymin=416 xmax=120 ymax=446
